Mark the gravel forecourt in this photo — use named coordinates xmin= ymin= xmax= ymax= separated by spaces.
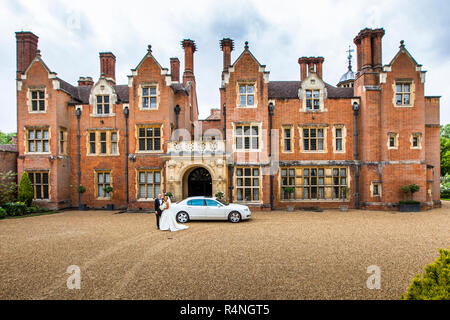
xmin=0 ymin=202 xmax=449 ymax=300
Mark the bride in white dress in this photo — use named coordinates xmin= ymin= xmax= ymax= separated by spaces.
xmin=159 ymin=196 xmax=189 ymax=232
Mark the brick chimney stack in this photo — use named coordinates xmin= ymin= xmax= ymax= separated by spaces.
xmin=16 ymin=31 xmax=39 ymax=78
xmin=181 ymin=39 xmax=197 ymax=83
xmin=298 ymin=57 xmax=325 ymax=80
xmin=220 ymin=38 xmax=234 ymax=72
xmin=353 ymin=28 xmax=385 ymax=72
xmin=78 ymin=76 xmax=94 ymax=86
xmin=170 ymin=57 xmax=180 ymax=82
xmin=99 ymin=52 xmax=116 ymax=82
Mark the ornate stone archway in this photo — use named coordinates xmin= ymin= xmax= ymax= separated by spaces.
xmin=163 ymin=141 xmax=229 ymax=201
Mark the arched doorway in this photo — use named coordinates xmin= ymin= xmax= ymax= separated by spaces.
xmin=187 ymin=167 xmax=212 ymax=197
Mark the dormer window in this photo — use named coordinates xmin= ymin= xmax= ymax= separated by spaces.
xmin=96 ymin=95 xmax=110 ymax=114
xmin=31 ymin=90 xmax=45 ymax=112
xmin=239 ymin=84 xmax=255 ymax=107
xmin=306 ymin=90 xmax=320 ymax=110
xmin=142 ymin=86 xmax=157 ymax=109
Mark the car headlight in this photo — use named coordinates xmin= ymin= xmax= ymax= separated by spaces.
xmin=244 ymin=208 xmax=249 ymax=212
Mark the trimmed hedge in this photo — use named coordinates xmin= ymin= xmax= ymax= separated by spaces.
xmin=4 ymin=202 xmax=27 ymax=216
xmin=402 ymin=249 xmax=450 ymax=300
xmin=0 ymin=207 xmax=7 ymax=219
xmin=18 ymin=172 xmax=34 ymax=207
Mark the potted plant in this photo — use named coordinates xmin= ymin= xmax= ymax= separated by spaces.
xmin=215 ymin=191 xmax=227 ymax=205
xmin=340 ymin=186 xmax=350 ymax=212
xmin=283 ymin=187 xmax=295 ymax=212
xmin=104 ymin=186 xmax=114 ymax=210
xmin=399 ymin=184 xmax=421 ymax=212
xmin=78 ymin=185 xmax=87 ymax=210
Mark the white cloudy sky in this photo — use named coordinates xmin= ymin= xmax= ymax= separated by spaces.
xmin=0 ymin=0 xmax=448 ymax=133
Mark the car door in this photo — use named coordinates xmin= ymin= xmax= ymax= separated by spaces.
xmin=205 ymin=199 xmax=227 ymax=220
xmin=187 ymin=199 xmax=207 ymax=219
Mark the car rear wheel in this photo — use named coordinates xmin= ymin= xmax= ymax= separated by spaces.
xmin=228 ymin=211 xmax=241 ymax=223
xmin=176 ymin=211 xmax=189 ymax=223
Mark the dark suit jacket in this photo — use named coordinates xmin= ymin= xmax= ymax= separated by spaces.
xmin=154 ymin=198 xmax=162 ymax=214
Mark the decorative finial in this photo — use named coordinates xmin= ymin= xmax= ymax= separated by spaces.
xmin=400 ymin=40 xmax=405 ymax=48
xmin=147 ymin=45 xmax=152 ymax=53
xmin=244 ymin=41 xmax=249 ymax=50
xmin=346 ymin=46 xmax=354 ymax=71
xmin=36 ymin=49 xmax=41 ymax=59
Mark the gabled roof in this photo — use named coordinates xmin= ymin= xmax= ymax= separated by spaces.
xmin=231 ymin=42 xmax=265 ymax=68
xmin=268 ymin=81 xmax=354 ymax=99
xmin=387 ymin=41 xmax=422 ymax=67
xmin=132 ymin=46 xmax=165 ymax=72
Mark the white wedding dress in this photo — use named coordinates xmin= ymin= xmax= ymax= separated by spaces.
xmin=159 ymin=198 xmax=189 ymax=232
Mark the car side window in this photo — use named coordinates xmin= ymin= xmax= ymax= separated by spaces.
xmin=189 ymin=199 xmax=205 ymax=206
xmin=206 ymin=200 xmax=220 ymax=207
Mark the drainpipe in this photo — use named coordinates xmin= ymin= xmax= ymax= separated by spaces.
xmin=268 ymin=102 xmax=275 ymax=210
xmin=124 ymin=106 xmax=129 ymax=208
xmin=76 ymin=108 xmax=82 ymax=210
xmin=352 ymin=102 xmax=360 ymax=209
xmin=174 ymin=104 xmax=181 ymax=141
xmin=228 ymin=164 xmax=233 ymax=204
xmin=222 ymin=104 xmax=226 ymax=140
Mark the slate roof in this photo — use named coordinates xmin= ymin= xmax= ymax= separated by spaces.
xmin=268 ymin=81 xmax=354 ymax=99
xmin=0 ymin=144 xmax=18 ymax=152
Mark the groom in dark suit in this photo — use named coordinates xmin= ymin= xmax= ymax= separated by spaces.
xmin=154 ymin=193 xmax=163 ymax=229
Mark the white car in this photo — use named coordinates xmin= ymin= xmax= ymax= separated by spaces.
xmin=173 ymin=197 xmax=251 ymax=223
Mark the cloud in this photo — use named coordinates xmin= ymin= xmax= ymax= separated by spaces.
xmin=0 ymin=0 xmax=449 ymax=133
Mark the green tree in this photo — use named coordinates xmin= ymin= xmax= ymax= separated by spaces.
xmin=402 ymin=249 xmax=450 ymax=300
xmin=440 ymin=124 xmax=450 ymax=139
xmin=0 ymin=131 xmax=16 ymax=144
xmin=18 ymin=172 xmax=34 ymax=207
xmin=441 ymin=136 xmax=450 ymax=176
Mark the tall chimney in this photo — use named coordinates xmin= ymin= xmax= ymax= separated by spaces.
xmin=181 ymin=39 xmax=197 ymax=83
xmin=170 ymin=57 xmax=180 ymax=82
xmin=315 ymin=57 xmax=324 ymax=79
xmin=16 ymin=31 xmax=39 ymax=77
xmin=353 ymin=28 xmax=385 ymax=72
xmin=99 ymin=52 xmax=116 ymax=82
xmin=220 ymin=38 xmax=234 ymax=72
xmin=298 ymin=57 xmax=324 ymax=80
xmin=298 ymin=57 xmax=307 ymax=81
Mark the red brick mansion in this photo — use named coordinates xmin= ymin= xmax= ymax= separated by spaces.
xmin=15 ymin=27 xmax=441 ymax=211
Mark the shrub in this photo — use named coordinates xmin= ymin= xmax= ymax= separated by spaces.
xmin=0 ymin=171 xmax=17 ymax=206
xmin=78 ymin=185 xmax=86 ymax=193
xmin=4 ymin=202 xmax=27 ymax=216
xmin=400 ymin=184 xmax=421 ymax=202
xmin=399 ymin=200 xmax=421 ymax=205
xmin=0 ymin=207 xmax=7 ymax=219
xmin=18 ymin=172 xmax=34 ymax=207
xmin=215 ymin=191 xmax=227 ymax=205
xmin=440 ymin=174 xmax=450 ymax=198
xmin=402 ymin=249 xmax=450 ymax=300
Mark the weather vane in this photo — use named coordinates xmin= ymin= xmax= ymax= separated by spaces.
xmin=346 ymin=46 xmax=354 ymax=71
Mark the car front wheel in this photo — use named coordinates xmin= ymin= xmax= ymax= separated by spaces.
xmin=228 ymin=211 xmax=241 ymax=223
xmin=176 ymin=211 xmax=190 ymax=223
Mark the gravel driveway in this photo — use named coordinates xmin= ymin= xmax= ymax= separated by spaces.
xmin=0 ymin=203 xmax=449 ymax=300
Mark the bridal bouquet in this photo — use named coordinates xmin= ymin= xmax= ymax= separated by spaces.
xmin=160 ymin=203 xmax=167 ymax=211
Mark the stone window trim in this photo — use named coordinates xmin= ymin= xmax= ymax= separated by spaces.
xmin=138 ymin=82 xmax=160 ymax=111
xmin=281 ymin=125 xmax=294 ymax=153
xmin=370 ymin=181 xmax=382 ymax=197
xmin=232 ymin=122 xmax=263 ymax=152
xmin=236 ymin=81 xmax=257 ymax=108
xmin=279 ymin=166 xmax=349 ymax=202
xmin=136 ymin=169 xmax=162 ymax=201
xmin=24 ymin=126 xmax=51 ymax=155
xmin=26 ymin=170 xmax=50 ymax=201
xmin=298 ymin=125 xmax=328 ymax=154
xmin=27 ymin=86 xmax=48 ymax=113
xmin=135 ymin=124 xmax=164 ymax=153
xmin=393 ymin=80 xmax=415 ymax=108
xmin=387 ymin=132 xmax=399 ymax=150
xmin=332 ymin=125 xmax=346 ymax=153
xmin=234 ymin=166 xmax=262 ymax=204
xmin=410 ymin=132 xmax=422 ymax=150
xmin=95 ymin=170 xmax=112 ymax=200
xmin=86 ymin=130 xmax=120 ymax=156
xmin=59 ymin=127 xmax=68 ymax=155
xmin=298 ymin=74 xmax=328 ymax=113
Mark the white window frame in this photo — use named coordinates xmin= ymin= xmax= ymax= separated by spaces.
xmin=237 ymin=82 xmax=257 ymax=108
